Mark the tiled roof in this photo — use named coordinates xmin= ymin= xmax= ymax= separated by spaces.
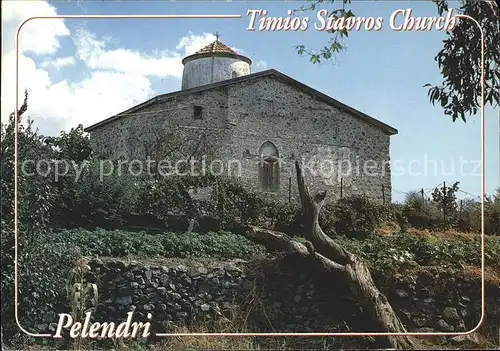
xmin=194 ymin=40 xmax=238 ymax=55
xmin=182 ymin=39 xmax=251 ymax=65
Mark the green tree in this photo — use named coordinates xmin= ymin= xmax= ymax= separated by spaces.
xmin=0 ymin=91 xmax=69 ymax=343
xmin=431 ymin=181 xmax=460 ymax=228
xmin=296 ymin=0 xmax=499 ymax=122
xmin=45 ymin=124 xmax=92 ymax=163
xmin=404 ymin=190 xmax=426 ymax=212
xmin=0 ymin=91 xmax=56 ymax=234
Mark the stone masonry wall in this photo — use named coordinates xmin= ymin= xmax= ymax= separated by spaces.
xmin=62 ymin=257 xmax=498 ymax=339
xmin=89 ymin=76 xmax=392 ymax=203
xmin=223 ymin=76 xmax=391 ymax=203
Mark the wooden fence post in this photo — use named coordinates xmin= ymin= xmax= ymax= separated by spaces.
xmin=340 ymin=178 xmax=343 ymax=199
xmin=443 ymin=182 xmax=447 ymax=225
xmin=288 ymin=177 xmax=291 ymax=203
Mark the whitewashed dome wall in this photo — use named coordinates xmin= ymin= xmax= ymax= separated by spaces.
xmin=181 ymin=39 xmax=252 ymax=90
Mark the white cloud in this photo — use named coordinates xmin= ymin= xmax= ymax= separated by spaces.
xmin=175 ymin=32 xmax=245 ymax=56
xmin=254 ymin=60 xmax=268 ymax=71
xmin=73 ymin=29 xmax=184 ymax=78
xmin=176 ymin=32 xmax=216 ymax=55
xmin=1 ymin=1 xmax=260 ymax=136
xmin=1 ymin=1 xmax=68 ymax=125
xmin=2 ymin=0 xmax=70 ymax=55
xmin=37 ymin=71 xmax=153 ymax=131
xmin=73 ymin=29 xmax=220 ymax=79
xmin=1 ymin=1 xmax=219 ymax=135
xmin=41 ymin=56 xmax=76 ymax=69
xmin=232 ymin=47 xmax=245 ymax=55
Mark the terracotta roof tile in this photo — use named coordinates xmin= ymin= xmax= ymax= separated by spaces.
xmin=194 ymin=40 xmax=238 ymax=55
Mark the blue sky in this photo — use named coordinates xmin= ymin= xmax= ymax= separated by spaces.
xmin=2 ymin=0 xmax=498 ymax=202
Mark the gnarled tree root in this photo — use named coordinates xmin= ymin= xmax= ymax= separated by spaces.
xmin=239 ymin=161 xmax=418 ymax=349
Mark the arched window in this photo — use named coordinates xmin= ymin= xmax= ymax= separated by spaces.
xmin=258 ymin=141 xmax=280 ymax=191
xmin=232 ymin=71 xmax=238 ymax=79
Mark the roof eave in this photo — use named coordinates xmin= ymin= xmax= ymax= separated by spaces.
xmin=84 ymin=71 xmax=275 ymax=132
xmin=267 ymin=71 xmax=398 ymax=136
xmin=84 ymin=68 xmax=398 ymax=136
xmin=182 ymin=52 xmax=252 ymax=65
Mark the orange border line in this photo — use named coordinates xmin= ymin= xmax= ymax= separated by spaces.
xmin=13 ymin=13 xmax=485 ymax=339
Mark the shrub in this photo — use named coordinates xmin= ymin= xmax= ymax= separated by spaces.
xmin=1 ymin=222 xmax=79 ymax=345
xmin=211 ymin=179 xmax=269 ymax=227
xmin=485 ymin=190 xmax=500 ymax=235
xmin=402 ymin=189 xmax=444 ymax=231
xmin=131 ymin=175 xmax=272 ymax=232
xmin=48 ymin=229 xmax=266 ymax=260
xmin=402 ymin=207 xmax=441 ymax=230
xmin=336 ymin=232 xmax=499 ymax=271
xmin=331 ymin=196 xmax=382 ymax=239
xmin=337 ymin=235 xmax=417 ymax=271
xmin=319 ymin=202 xmax=338 ymax=237
xmin=268 ymin=201 xmax=303 ymax=235
xmin=379 ymin=203 xmax=408 ymax=231
xmin=52 ymin=162 xmax=139 ymax=230
xmin=404 ymin=191 xmax=427 ymax=212
xmin=456 ymin=199 xmax=482 ymax=233
xmin=412 ymin=189 xmax=500 ymax=235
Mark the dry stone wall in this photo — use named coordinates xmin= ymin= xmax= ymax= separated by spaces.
xmin=77 ymin=257 xmax=497 ymax=338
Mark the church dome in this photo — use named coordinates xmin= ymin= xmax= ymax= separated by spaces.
xmin=181 ymin=36 xmax=252 ymax=90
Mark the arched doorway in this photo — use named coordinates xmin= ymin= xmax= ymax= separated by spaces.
xmin=259 ymin=141 xmax=280 ymax=191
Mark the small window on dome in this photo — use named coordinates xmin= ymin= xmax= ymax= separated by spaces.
xmin=232 ymin=71 xmax=238 ymax=79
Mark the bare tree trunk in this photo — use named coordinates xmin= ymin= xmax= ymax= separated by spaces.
xmin=241 ymin=161 xmax=417 ymax=349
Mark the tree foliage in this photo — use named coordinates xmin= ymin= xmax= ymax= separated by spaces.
xmin=426 ymin=0 xmax=499 ymax=121
xmin=0 ymin=92 xmax=75 ymax=342
xmin=0 ymin=91 xmax=56 ymax=234
xmin=431 ymin=181 xmax=460 ymax=228
xmin=45 ymin=125 xmax=92 ymax=163
xmin=296 ymin=0 xmax=499 ymax=122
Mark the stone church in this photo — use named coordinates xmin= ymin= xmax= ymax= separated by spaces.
xmin=84 ymin=38 xmax=397 ymax=203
